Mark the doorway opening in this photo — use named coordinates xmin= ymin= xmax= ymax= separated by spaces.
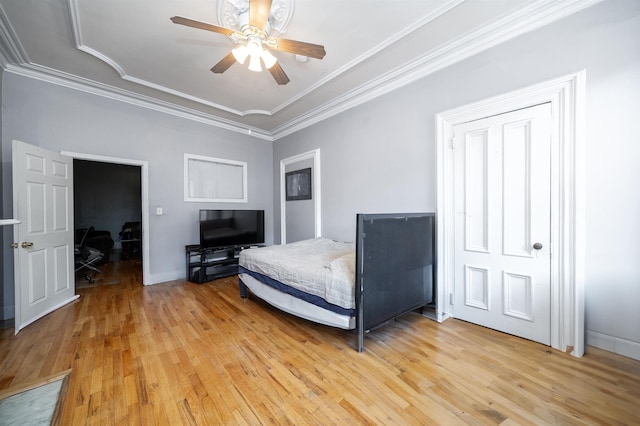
xmin=62 ymin=151 xmax=151 ymax=286
xmin=73 ymin=159 xmax=142 ymax=287
xmin=279 ymin=149 xmax=321 ymax=244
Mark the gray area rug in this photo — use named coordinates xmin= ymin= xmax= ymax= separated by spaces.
xmin=0 ymin=378 xmax=64 ymax=426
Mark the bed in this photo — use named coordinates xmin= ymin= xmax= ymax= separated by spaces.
xmin=238 ymin=213 xmax=435 ymax=352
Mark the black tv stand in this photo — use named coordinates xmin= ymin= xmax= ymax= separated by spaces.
xmin=185 ymin=244 xmax=260 ymax=284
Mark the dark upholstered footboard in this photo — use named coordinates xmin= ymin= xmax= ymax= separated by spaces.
xmin=355 ymin=213 xmax=435 ymax=352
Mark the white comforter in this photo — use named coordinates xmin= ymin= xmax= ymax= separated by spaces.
xmin=239 ymin=238 xmax=356 ymax=309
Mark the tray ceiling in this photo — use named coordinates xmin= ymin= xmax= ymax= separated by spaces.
xmin=0 ymin=0 xmax=601 ymax=140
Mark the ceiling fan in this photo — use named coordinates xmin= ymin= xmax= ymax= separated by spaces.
xmin=170 ymin=0 xmax=326 ymax=85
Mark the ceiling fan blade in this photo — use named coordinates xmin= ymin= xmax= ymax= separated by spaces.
xmin=268 ymin=62 xmax=290 ymax=85
xmin=249 ymin=0 xmax=272 ymax=30
xmin=274 ymin=38 xmax=326 ymax=60
xmin=210 ymin=52 xmax=237 ymax=74
xmin=170 ymin=16 xmax=234 ymax=36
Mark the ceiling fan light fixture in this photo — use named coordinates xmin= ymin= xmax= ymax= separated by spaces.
xmin=246 ymin=39 xmax=263 ymax=59
xmin=261 ymin=49 xmax=277 ymax=69
xmin=231 ymin=45 xmax=248 ymax=64
xmin=172 ymin=0 xmax=324 ymax=85
xmin=248 ymin=55 xmax=262 ymax=72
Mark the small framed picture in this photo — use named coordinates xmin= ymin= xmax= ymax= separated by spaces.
xmin=285 ymin=168 xmax=312 ymax=201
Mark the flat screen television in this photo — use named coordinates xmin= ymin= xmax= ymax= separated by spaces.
xmin=199 ymin=209 xmax=264 ymax=249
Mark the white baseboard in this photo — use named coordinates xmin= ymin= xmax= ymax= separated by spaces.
xmin=145 ymin=270 xmax=184 ymax=285
xmin=586 ymin=330 xmax=640 ymax=361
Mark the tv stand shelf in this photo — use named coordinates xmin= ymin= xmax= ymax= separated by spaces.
xmin=186 ymin=244 xmax=260 ymax=284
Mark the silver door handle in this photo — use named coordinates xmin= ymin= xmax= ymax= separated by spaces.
xmin=533 ymin=242 xmax=543 ymax=250
xmin=21 ymin=241 xmax=33 ymax=248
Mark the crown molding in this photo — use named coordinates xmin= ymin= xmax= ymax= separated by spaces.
xmin=3 ymin=63 xmax=273 ymax=141
xmin=0 ymin=3 xmax=29 ymax=67
xmin=270 ymin=0 xmax=603 ymax=140
xmin=0 ymin=0 xmax=602 ymax=142
xmin=267 ymin=0 xmax=465 ymax=116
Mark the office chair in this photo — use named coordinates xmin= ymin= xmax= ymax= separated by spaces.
xmin=75 ymin=227 xmax=104 ymax=283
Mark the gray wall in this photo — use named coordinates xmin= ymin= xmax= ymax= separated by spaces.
xmin=274 ymin=0 xmax=640 ymax=357
xmin=1 ymin=73 xmax=273 ymax=317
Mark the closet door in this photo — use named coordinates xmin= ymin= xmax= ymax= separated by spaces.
xmin=452 ymin=103 xmax=551 ymax=345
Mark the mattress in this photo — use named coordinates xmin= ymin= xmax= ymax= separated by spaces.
xmin=238 ymin=237 xmax=356 ymax=310
xmin=238 ymin=274 xmax=355 ymax=329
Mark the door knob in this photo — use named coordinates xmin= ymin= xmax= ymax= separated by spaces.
xmin=10 ymin=242 xmax=18 ymax=249
xmin=533 ymin=242 xmax=543 ymax=250
xmin=21 ymin=241 xmax=33 ymax=248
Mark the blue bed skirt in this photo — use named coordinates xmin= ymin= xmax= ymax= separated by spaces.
xmin=238 ymin=266 xmax=355 ymax=317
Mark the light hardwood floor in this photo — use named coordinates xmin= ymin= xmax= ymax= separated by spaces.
xmin=1 ymin=259 xmax=639 ymax=425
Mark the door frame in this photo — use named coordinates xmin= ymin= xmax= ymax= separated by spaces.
xmin=279 ymin=149 xmax=321 ymax=244
xmin=61 ymin=151 xmax=151 ymax=285
xmin=435 ymin=71 xmax=586 ymax=357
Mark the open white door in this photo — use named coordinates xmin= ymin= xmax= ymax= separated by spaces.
xmin=12 ymin=140 xmax=78 ymax=333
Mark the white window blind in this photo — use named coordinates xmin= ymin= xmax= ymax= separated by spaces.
xmin=184 ymin=154 xmax=247 ymax=202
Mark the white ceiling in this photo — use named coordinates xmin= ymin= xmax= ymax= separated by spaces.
xmin=0 ymin=0 xmax=600 ymax=140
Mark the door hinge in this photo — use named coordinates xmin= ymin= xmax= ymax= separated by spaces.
xmin=449 ymin=293 xmax=454 ymax=305
xmin=450 ymin=137 xmax=455 ymax=149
